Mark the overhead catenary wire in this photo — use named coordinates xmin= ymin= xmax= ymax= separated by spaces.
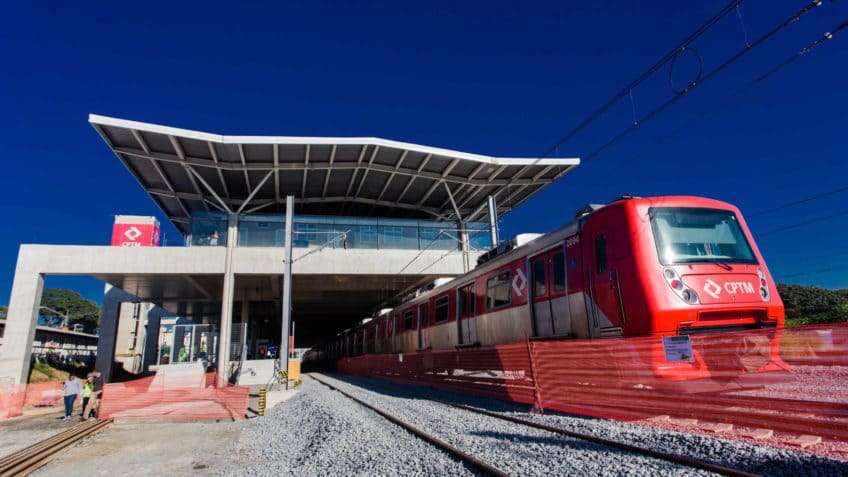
xmin=540 ymin=0 xmax=747 ymax=158
xmin=749 ymin=185 xmax=848 ymax=217
xmin=582 ymin=0 xmax=829 ymax=162
xmin=759 ymin=209 xmax=848 ymax=237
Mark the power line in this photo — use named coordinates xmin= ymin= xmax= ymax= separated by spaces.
xmin=655 ymin=15 xmax=848 ymax=145
xmin=582 ymin=0 xmax=828 ymax=162
xmin=749 ymin=185 xmax=848 ymax=217
xmin=759 ymin=209 xmax=848 ymax=236
xmin=540 ymin=0 xmax=746 ymax=158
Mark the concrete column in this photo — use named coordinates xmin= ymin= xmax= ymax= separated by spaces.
xmin=459 ymin=221 xmax=470 ymax=273
xmin=280 ymin=196 xmax=294 ymax=375
xmin=217 ymin=213 xmax=238 ymax=386
xmin=95 ymin=285 xmax=143 ymax=382
xmin=141 ymin=306 xmax=168 ymax=373
xmin=239 ymin=297 xmax=249 ymax=363
xmin=0 ymin=268 xmax=44 ymax=386
xmin=487 ymin=195 xmax=499 ymax=247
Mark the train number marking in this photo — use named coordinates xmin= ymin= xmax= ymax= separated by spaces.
xmin=703 ymin=279 xmax=722 ymax=299
xmin=513 ymin=269 xmax=527 ymax=295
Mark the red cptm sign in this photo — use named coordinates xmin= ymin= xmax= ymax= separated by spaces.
xmin=111 ymin=216 xmax=161 ymax=247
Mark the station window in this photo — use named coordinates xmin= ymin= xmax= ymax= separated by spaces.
xmin=532 ymin=259 xmax=546 ymax=297
xmin=553 ymin=252 xmax=566 ymax=291
xmin=434 ymin=296 xmax=450 ymax=323
xmin=403 ymin=309 xmax=414 ymax=331
xmin=595 ymin=235 xmax=607 ymax=274
xmin=486 ymin=271 xmax=512 ymax=309
xmin=417 ymin=303 xmax=428 ymax=328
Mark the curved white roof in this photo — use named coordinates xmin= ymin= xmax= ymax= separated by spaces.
xmin=89 ymin=114 xmax=579 ymax=234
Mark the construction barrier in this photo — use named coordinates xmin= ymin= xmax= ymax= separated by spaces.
xmin=98 ymin=372 xmax=249 ymax=422
xmin=0 ymin=381 xmax=63 ymax=419
xmin=338 ymin=323 xmax=848 ymax=453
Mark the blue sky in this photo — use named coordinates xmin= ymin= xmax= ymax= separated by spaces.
xmin=1 ymin=1 xmax=846 ymax=303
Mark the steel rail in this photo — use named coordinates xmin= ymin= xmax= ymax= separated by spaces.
xmin=311 ymin=373 xmax=760 ymax=477
xmin=428 ymin=398 xmax=760 ymax=477
xmin=307 ymin=374 xmax=509 ymax=477
xmin=0 ymin=419 xmax=113 ymax=477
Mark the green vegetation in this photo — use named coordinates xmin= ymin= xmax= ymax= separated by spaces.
xmin=29 ymin=360 xmax=70 ymax=383
xmin=778 ymin=284 xmax=848 ymax=327
xmin=39 ymin=288 xmax=101 ymax=333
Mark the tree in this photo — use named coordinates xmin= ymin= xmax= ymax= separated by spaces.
xmin=777 ymin=284 xmax=848 ymax=326
xmin=39 ymin=288 xmax=101 ymax=332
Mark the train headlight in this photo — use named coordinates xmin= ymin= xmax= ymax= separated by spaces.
xmin=682 ymin=289 xmax=699 ymax=304
xmin=757 ymin=268 xmax=770 ymax=302
xmin=664 ymin=268 xmax=677 ymax=280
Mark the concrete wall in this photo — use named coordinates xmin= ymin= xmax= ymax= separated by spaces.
xmin=0 ymin=243 xmax=481 ymax=386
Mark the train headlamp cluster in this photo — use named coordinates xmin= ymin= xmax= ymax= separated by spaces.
xmin=663 ymin=268 xmax=699 ymax=305
xmin=758 ymin=268 xmax=770 ymax=302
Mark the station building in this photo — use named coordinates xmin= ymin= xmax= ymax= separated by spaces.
xmin=0 ymin=115 xmax=578 ymax=387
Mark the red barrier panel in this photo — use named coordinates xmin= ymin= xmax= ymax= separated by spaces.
xmin=99 ymin=373 xmax=248 ymax=422
xmin=0 ymin=381 xmax=64 ymax=419
xmin=339 ymin=324 xmax=848 ymax=455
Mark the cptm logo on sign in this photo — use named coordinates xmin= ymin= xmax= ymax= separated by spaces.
xmin=702 ymin=279 xmax=755 ymax=299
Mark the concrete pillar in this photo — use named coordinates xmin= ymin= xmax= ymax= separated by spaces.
xmin=95 ymin=284 xmax=142 ymax=382
xmin=0 ymin=268 xmax=44 ymax=386
xmin=487 ymin=195 xmax=499 ymax=247
xmin=217 ymin=213 xmax=238 ymax=386
xmin=141 ymin=306 xmax=168 ymax=373
xmin=280 ymin=196 xmax=294 ymax=375
xmin=459 ymin=221 xmax=470 ymax=273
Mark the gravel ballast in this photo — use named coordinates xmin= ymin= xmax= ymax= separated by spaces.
xmin=315 ymin=373 xmax=848 ymax=477
xmin=215 ymin=378 xmax=473 ymax=476
xmin=306 ymin=374 xmax=710 ymax=476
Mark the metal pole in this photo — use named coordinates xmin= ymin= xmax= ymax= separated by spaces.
xmin=487 ymin=195 xmax=499 ymax=246
xmin=280 ymin=195 xmax=294 ymax=383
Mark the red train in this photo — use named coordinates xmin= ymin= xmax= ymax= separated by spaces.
xmin=325 ymin=196 xmax=789 ymax=388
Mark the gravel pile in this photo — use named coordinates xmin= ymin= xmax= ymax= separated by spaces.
xmin=214 ymin=378 xmax=473 ymax=476
xmin=318 ymin=374 xmax=848 ymax=477
xmin=312 ymin=374 xmax=709 ymax=476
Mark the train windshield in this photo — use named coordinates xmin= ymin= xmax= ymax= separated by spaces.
xmin=649 ymin=207 xmax=757 ymax=265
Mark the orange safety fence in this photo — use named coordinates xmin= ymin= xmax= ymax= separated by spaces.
xmin=0 ymin=381 xmax=64 ymax=419
xmin=98 ymin=372 xmax=249 ymax=423
xmin=338 ymin=323 xmax=848 ymax=457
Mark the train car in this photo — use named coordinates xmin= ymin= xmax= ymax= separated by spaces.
xmin=332 ymin=196 xmax=788 ymax=388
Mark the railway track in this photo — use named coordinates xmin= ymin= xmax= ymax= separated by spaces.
xmin=0 ymin=419 xmax=113 ymax=477
xmin=308 ymin=373 xmax=757 ymax=477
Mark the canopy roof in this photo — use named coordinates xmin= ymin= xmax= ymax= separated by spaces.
xmin=89 ymin=114 xmax=579 ymax=234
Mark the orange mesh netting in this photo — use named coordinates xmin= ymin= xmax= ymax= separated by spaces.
xmin=98 ymin=372 xmax=248 ymax=422
xmin=338 ymin=323 xmax=848 ymax=456
xmin=0 ymin=381 xmax=63 ymax=419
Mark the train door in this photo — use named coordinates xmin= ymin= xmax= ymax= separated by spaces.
xmin=585 ymin=231 xmax=623 ymax=337
xmin=549 ymin=248 xmax=572 ymax=335
xmin=531 ymin=247 xmax=572 ymax=337
xmin=417 ymin=302 xmax=428 ymax=349
xmin=457 ymin=283 xmax=477 ymax=345
xmin=530 ymin=252 xmax=554 ymax=337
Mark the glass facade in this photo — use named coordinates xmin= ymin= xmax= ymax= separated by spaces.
xmin=188 ymin=212 xmax=492 ymax=251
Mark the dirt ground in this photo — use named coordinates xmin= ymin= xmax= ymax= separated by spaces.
xmin=32 ymin=420 xmax=245 ymax=477
xmin=0 ymin=409 xmax=70 ymax=457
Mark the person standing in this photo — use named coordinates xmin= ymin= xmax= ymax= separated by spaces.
xmin=62 ymin=375 xmax=81 ymax=420
xmin=79 ymin=377 xmax=93 ymax=418
xmin=81 ymin=371 xmax=103 ymax=420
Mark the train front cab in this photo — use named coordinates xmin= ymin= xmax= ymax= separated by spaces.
xmin=594 ymin=197 xmax=790 ymax=392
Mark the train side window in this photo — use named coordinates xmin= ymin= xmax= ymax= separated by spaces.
xmin=417 ymin=303 xmax=428 ymax=328
xmin=486 ymin=271 xmax=512 ymax=309
xmin=434 ymin=296 xmax=450 ymax=323
xmin=403 ymin=309 xmax=414 ymax=330
xmin=595 ymin=235 xmax=607 ymax=274
xmin=553 ymin=252 xmax=566 ymax=291
xmin=532 ymin=258 xmax=547 ymax=297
